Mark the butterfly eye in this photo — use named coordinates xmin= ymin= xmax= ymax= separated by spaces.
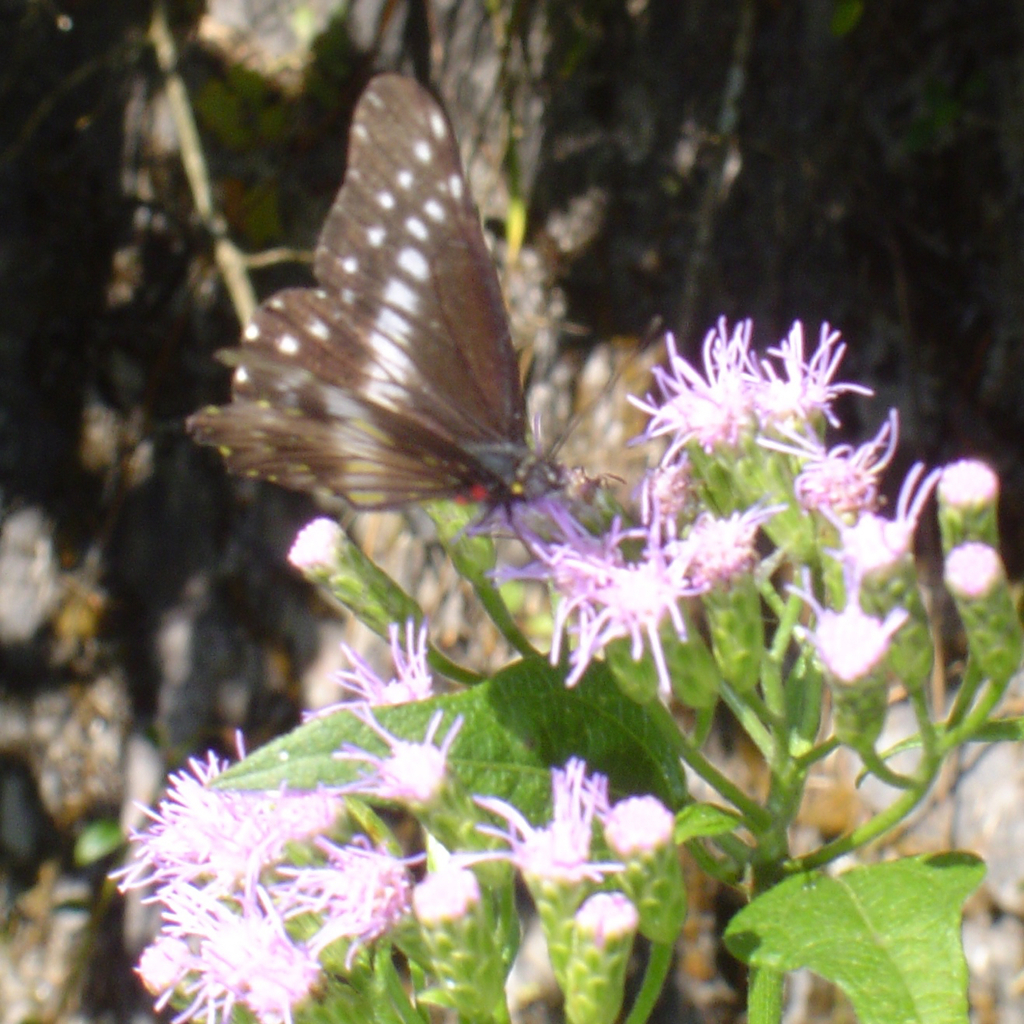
xmin=188 ymin=74 xmax=563 ymax=513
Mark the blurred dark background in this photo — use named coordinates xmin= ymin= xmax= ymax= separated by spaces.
xmin=1 ymin=0 xmax=1023 ymax=1019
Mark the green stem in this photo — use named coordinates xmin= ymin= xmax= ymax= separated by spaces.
xmin=907 ymin=680 xmax=938 ymax=766
xmin=945 ymin=674 xmax=1009 ymax=746
xmin=427 ymin=647 xmax=482 ymax=686
xmin=702 ymin=831 xmax=755 ymax=883
xmin=747 ymin=966 xmax=785 ymax=1024
xmin=857 ymin=747 xmax=916 ymax=789
xmin=945 ymin=659 xmax=984 ymax=730
xmin=474 ymin=578 xmax=538 ymax=659
xmin=623 ymin=941 xmax=673 ymax=1024
xmin=691 ymin=703 xmax=716 ymax=747
xmin=684 ymin=833 xmax=757 ymax=887
xmin=790 ymin=776 xmax=930 ymax=872
xmin=761 ymin=589 xmax=804 ymax=720
xmin=676 ymin=730 xmax=773 ymax=831
xmin=758 ymin=654 xmax=786 ymax=726
xmin=792 ymin=736 xmax=839 ymax=772
xmin=718 ymin=682 xmax=776 ymax=762
xmin=756 ymin=559 xmax=789 ymax=621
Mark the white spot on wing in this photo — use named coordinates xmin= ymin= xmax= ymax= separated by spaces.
xmin=341 ymin=256 xmax=358 ymax=274
xmin=325 ymin=391 xmax=364 ymax=419
xmin=314 ymin=288 xmax=328 ymax=299
xmin=278 ymin=334 xmax=300 ymax=356
xmin=397 ymin=169 xmax=414 ymax=189
xmin=423 ymin=198 xmax=445 ymax=222
xmin=234 ymin=367 xmax=250 ymax=385
xmin=353 ymin=124 xmax=369 ymax=141
xmin=376 ymin=307 xmax=412 ymax=341
xmin=365 ymin=91 xmax=385 ymax=109
xmin=448 ymin=174 xmax=464 ymax=200
xmin=244 ymin=323 xmax=260 ymax=340
xmin=384 ymin=278 xmax=419 ymax=315
xmin=377 ymin=191 xmax=395 ymax=209
xmin=367 ymin=226 xmax=386 ymax=247
xmin=269 ymin=297 xmax=285 ymax=311
xmin=341 ymin=288 xmax=355 ymax=304
xmin=413 ymin=139 xmax=432 ymax=163
xmin=405 ymin=217 xmax=428 ymax=241
xmin=429 ymin=111 xmax=447 ymax=140
xmin=398 ymin=247 xmax=429 ymax=282
xmin=368 ymin=330 xmax=417 ymax=386
xmin=308 ymin=318 xmax=330 ymax=341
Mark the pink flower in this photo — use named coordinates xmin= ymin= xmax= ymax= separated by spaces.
xmin=335 ymin=707 xmax=462 ymax=807
xmin=275 ymin=837 xmax=415 ymax=963
xmin=630 ymin=319 xmax=759 ymax=458
xmin=474 ymin=759 xmax=619 ymax=886
xmin=116 ymin=753 xmax=343 ymax=896
xmin=838 ymin=462 xmax=940 ymax=577
xmin=763 ymin=411 xmax=899 ymax=516
xmin=510 ymin=513 xmax=699 ymax=694
xmin=310 ymin=618 xmax=434 ymax=717
xmin=681 ymin=506 xmax=780 ymax=588
xmin=753 ymin=321 xmax=871 ymax=430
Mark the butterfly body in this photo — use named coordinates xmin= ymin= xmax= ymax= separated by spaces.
xmin=189 ymin=74 xmax=563 ymax=511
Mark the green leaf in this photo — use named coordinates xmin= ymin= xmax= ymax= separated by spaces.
xmin=724 ymin=854 xmax=984 ymax=1024
xmin=218 ymin=658 xmax=687 ymax=817
xmin=75 ymin=818 xmax=124 ymax=865
xmin=674 ymin=803 xmax=740 ymax=844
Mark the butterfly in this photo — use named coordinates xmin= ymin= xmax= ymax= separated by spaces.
xmin=188 ymin=74 xmax=565 ymax=512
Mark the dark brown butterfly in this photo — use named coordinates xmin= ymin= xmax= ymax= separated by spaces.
xmin=188 ymin=74 xmax=564 ymax=511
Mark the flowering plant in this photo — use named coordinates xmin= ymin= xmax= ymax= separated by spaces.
xmin=117 ymin=320 xmax=1017 ymax=1024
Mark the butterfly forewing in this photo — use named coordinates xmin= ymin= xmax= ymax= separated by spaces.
xmin=189 ymin=74 xmax=557 ymax=509
xmin=313 ymin=76 xmax=524 ymax=443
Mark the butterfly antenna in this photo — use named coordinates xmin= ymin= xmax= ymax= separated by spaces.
xmin=540 ymin=315 xmax=666 ymax=460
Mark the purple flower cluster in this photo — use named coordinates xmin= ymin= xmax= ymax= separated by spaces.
xmin=115 ymin=755 xmax=412 ymax=1024
xmin=501 ymin=319 xmax=949 ymax=700
xmin=507 ymin=503 xmax=777 ymax=695
xmin=119 ymin=737 xmax=673 ymax=1024
xmin=630 ymin=319 xmax=869 ymax=458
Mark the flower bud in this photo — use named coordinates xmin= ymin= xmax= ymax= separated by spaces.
xmin=663 ymin=617 xmax=721 ymax=709
xmin=937 ymin=460 xmax=1000 ymax=551
xmin=564 ymin=893 xmax=639 ymax=1024
xmin=323 ymin=529 xmax=422 ymax=638
xmin=811 ymin=604 xmax=907 ymax=751
xmin=426 ymin=501 xmax=497 ymax=585
xmin=603 ymin=796 xmax=686 ymax=943
xmin=704 ymin=575 xmax=763 ymax=693
xmin=531 ymin=875 xmax=590 ymax=990
xmin=289 ymin=517 xmax=342 ymax=578
xmin=944 ymin=542 xmax=1023 ymax=689
xmin=412 ymin=866 xmax=505 ymax=1018
xmin=831 ymin=673 xmax=889 ymax=752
